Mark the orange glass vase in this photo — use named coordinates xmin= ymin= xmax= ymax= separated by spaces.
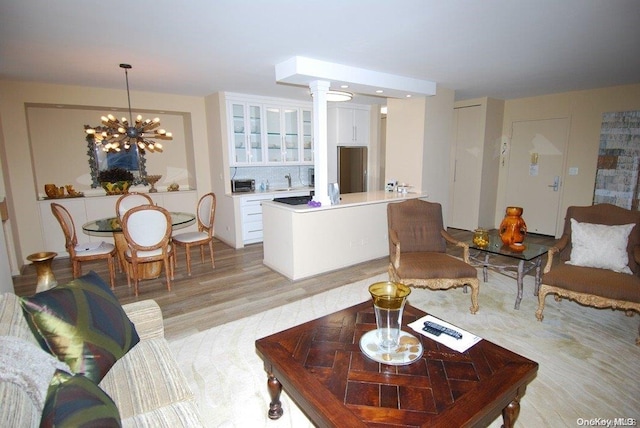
xmin=499 ymin=207 xmax=527 ymax=250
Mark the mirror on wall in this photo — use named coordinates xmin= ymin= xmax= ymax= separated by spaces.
xmin=86 ymin=135 xmax=147 ymax=187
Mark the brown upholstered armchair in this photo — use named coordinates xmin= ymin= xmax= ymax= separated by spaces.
xmin=535 ymin=204 xmax=640 ymax=345
xmin=387 ymin=199 xmax=479 ymax=314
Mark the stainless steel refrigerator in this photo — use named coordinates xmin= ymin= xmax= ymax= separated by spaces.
xmin=338 ymin=146 xmax=367 ymax=194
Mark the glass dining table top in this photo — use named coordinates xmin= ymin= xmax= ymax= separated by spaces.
xmin=82 ymin=212 xmax=195 ymax=236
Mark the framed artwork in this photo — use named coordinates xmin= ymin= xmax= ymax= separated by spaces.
xmin=593 ymin=111 xmax=640 ymax=210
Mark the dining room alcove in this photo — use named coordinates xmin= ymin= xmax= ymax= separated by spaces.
xmin=26 ymin=103 xmax=200 ymax=258
xmin=26 ymin=103 xmax=196 ymax=198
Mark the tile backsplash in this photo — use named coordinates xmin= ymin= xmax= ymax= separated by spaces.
xmin=230 ymin=166 xmax=313 ymax=190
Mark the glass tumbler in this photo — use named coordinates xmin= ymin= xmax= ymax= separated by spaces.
xmin=368 ymin=282 xmax=411 ymax=350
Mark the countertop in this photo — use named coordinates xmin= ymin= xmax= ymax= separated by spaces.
xmin=262 ymin=190 xmax=427 ymax=212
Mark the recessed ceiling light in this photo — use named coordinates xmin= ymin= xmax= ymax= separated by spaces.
xmin=340 ymin=85 xmax=349 ymax=89
xmin=406 ymin=94 xmax=412 ymax=98
xmin=375 ymin=90 xmax=383 ymax=94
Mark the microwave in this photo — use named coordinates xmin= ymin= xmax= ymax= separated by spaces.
xmin=231 ymin=179 xmax=255 ymax=193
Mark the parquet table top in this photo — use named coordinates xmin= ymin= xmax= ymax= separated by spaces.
xmin=255 ymin=302 xmax=538 ymax=428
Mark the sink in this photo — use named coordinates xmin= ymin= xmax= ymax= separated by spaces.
xmin=273 ymin=195 xmax=312 ymax=205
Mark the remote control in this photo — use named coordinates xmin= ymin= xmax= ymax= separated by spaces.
xmin=423 ymin=321 xmax=463 ymax=340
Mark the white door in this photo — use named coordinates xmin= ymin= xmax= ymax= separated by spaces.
xmin=450 ymin=105 xmax=483 ymax=231
xmin=505 ymin=118 xmax=569 ymax=236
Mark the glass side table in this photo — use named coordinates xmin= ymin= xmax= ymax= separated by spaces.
xmin=467 ymin=231 xmax=550 ymax=309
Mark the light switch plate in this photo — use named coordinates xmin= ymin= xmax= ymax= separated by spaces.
xmin=568 ymin=167 xmax=578 ymax=175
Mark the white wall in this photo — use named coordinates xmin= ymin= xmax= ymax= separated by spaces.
xmin=385 ymin=87 xmax=455 ymax=221
xmin=497 ymin=83 xmax=640 ymax=233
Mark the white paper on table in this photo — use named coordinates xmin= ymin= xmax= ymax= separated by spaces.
xmin=408 ymin=315 xmax=482 ymax=353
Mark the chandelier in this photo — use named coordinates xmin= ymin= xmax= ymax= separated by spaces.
xmin=84 ymin=64 xmax=172 ymax=153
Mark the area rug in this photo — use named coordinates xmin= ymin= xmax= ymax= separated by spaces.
xmin=168 ymin=270 xmax=640 ymax=427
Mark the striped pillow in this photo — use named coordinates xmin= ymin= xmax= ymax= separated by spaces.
xmin=20 ymin=271 xmax=140 ymax=383
xmin=41 ymin=369 xmax=121 ymax=427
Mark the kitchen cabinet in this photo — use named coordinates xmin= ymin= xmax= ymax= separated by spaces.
xmin=265 ymin=105 xmax=300 ymax=163
xmin=240 ymin=190 xmax=310 ymax=244
xmin=328 ymin=105 xmax=370 ymax=146
xmin=449 ymin=98 xmax=504 ymax=231
xmin=229 ymin=101 xmax=263 ymax=165
xmin=327 ymin=104 xmax=370 ymax=182
xmin=226 ymin=94 xmax=313 ymax=166
xmin=301 ymin=109 xmax=313 ymax=163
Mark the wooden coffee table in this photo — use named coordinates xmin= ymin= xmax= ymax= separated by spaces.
xmin=255 ymin=302 xmax=538 ymax=427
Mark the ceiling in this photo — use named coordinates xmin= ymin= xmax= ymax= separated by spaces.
xmin=1 ymin=0 xmax=639 ymax=104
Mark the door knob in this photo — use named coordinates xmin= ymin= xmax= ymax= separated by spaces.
xmin=548 ymin=176 xmax=560 ymax=192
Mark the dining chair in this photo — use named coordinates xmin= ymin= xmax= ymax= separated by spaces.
xmin=50 ymin=203 xmax=117 ymax=289
xmin=172 ymin=192 xmax=216 ymax=276
xmin=121 ymin=204 xmax=174 ymax=296
xmin=115 ymin=192 xmax=153 ymax=219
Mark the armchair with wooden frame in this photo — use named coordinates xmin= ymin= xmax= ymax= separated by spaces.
xmin=535 ymin=204 xmax=640 ymax=345
xmin=387 ymin=199 xmax=480 ymax=314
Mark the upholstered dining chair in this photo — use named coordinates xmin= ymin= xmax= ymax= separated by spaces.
xmin=172 ymin=192 xmax=216 ymax=276
xmin=121 ymin=204 xmax=174 ymax=296
xmin=50 ymin=203 xmax=117 ymax=288
xmin=535 ymin=204 xmax=640 ymax=345
xmin=115 ymin=192 xmax=153 ymax=219
xmin=387 ymin=199 xmax=480 ymax=314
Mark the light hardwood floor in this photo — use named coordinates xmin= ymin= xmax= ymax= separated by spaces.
xmin=11 ymin=229 xmax=555 ymax=339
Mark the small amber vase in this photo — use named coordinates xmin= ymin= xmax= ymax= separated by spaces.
xmin=499 ymin=207 xmax=527 ymax=248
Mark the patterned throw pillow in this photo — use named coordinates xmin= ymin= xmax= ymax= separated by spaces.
xmin=41 ymin=369 xmax=121 ymax=428
xmin=20 ymin=271 xmax=140 ymax=383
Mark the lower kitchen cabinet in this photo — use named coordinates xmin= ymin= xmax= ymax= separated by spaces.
xmin=240 ymin=191 xmax=310 ymax=244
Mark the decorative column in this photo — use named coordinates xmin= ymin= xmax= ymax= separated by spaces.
xmin=309 ymin=80 xmax=331 ymax=206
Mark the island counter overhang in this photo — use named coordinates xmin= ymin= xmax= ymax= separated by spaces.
xmin=262 ymin=190 xmax=427 ymax=280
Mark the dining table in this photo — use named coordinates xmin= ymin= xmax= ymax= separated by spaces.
xmin=82 ymin=212 xmax=196 ymax=279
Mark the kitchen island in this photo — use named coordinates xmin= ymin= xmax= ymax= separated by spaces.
xmin=262 ymin=190 xmax=427 ymax=280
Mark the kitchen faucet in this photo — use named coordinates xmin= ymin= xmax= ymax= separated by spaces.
xmin=285 ymin=174 xmax=292 ymax=188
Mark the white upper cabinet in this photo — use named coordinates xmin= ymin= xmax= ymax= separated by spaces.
xmin=329 ymin=105 xmax=370 ymax=146
xmin=227 ymin=94 xmax=312 ymax=166
xmin=229 ymin=101 xmax=263 ymax=165
xmin=302 ymin=109 xmax=313 ymax=163
xmin=265 ymin=105 xmax=300 ymax=163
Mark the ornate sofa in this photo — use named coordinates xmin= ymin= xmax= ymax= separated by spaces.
xmin=535 ymin=204 xmax=640 ymax=345
xmin=0 ymin=272 xmax=204 ymax=427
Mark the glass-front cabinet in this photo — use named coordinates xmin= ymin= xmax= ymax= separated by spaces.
xmin=265 ymin=106 xmax=300 ymax=164
xmin=227 ymin=94 xmax=313 ymax=166
xmin=302 ymin=109 xmax=313 ymax=163
xmin=230 ymin=102 xmax=263 ymax=164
